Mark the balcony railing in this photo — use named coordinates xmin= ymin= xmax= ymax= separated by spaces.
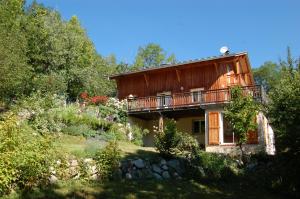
xmin=127 ymin=85 xmax=263 ymax=112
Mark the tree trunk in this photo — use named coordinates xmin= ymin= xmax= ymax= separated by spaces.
xmin=238 ymin=143 xmax=244 ymax=164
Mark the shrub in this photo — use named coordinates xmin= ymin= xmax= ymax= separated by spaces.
xmin=188 ymin=149 xmax=238 ymax=179
xmin=131 ymin=125 xmax=149 ymax=146
xmin=80 ymin=92 xmax=89 ymax=101
xmin=79 ymin=92 xmax=108 ymax=105
xmin=0 ymin=113 xmax=56 ymax=196
xmin=154 ymin=119 xmax=199 ymax=157
xmin=54 ymin=104 xmax=112 ymax=133
xmin=154 ymin=119 xmax=181 ymax=157
xmin=177 ymin=132 xmax=199 ymax=154
xmin=108 ymin=123 xmax=127 ymax=141
xmin=105 ymin=98 xmax=127 ymax=124
xmin=90 ymin=96 xmax=108 ymax=105
xmin=12 ymin=93 xmax=67 ymax=133
xmin=94 ymin=141 xmax=121 ymax=179
xmin=61 ymin=124 xmax=98 ymax=137
xmin=95 ymin=123 xmax=127 ymax=142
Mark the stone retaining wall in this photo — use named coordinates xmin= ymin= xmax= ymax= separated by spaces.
xmin=119 ymin=158 xmax=185 ymax=180
xmin=49 ymin=157 xmax=186 ymax=183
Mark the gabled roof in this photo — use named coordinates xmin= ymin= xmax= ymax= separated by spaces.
xmin=110 ymin=52 xmax=249 ymax=79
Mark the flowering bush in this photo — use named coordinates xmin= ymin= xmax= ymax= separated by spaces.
xmin=79 ymin=92 xmax=108 ymax=105
xmin=99 ymin=98 xmax=128 ymax=124
xmin=106 ymin=98 xmax=127 ymax=110
xmin=90 ymin=96 xmax=108 ymax=105
xmin=13 ymin=92 xmax=66 ymax=133
xmin=80 ymin=92 xmax=89 ymax=100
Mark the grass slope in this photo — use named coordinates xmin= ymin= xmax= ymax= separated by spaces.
xmin=4 ymin=135 xmax=283 ymax=199
xmin=6 ymin=179 xmax=282 ymax=199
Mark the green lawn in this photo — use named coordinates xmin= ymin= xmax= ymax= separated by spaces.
xmin=6 ymin=179 xmax=282 ymax=199
xmin=13 ymin=135 xmax=282 ymax=199
xmin=54 ymin=134 xmax=158 ymax=159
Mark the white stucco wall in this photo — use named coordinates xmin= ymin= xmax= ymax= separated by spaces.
xmin=205 ymin=111 xmax=276 ymax=155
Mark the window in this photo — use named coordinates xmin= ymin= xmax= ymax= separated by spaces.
xmin=192 ymin=119 xmax=205 ymax=134
xmin=226 ymin=64 xmax=234 ymax=85
xmin=190 ymin=88 xmax=204 ymax=103
xmin=157 ymin=91 xmax=171 ymax=108
xmin=223 ymin=118 xmax=236 ymax=143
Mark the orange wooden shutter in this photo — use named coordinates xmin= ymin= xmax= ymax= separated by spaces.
xmin=208 ymin=112 xmax=219 ymax=145
xmin=247 ymin=130 xmax=258 ymax=144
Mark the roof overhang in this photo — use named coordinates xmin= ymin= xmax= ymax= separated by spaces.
xmin=110 ymin=52 xmax=249 ymax=80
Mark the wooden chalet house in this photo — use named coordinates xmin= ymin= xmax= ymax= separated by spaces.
xmin=110 ymin=52 xmax=275 ymax=154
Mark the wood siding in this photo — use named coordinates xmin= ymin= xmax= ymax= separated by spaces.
xmin=115 ymin=55 xmax=254 ymax=100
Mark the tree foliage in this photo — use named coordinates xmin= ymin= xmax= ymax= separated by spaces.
xmin=265 ymin=49 xmax=300 ymax=197
xmin=268 ymin=65 xmax=300 ymax=155
xmin=133 ymin=43 xmax=176 ymax=69
xmin=252 ymin=61 xmax=280 ymax=91
xmin=224 ymin=87 xmax=259 ymax=156
xmin=253 ymin=46 xmax=300 ymax=92
xmin=0 ymin=0 xmax=32 ymax=101
xmin=0 ymin=1 xmax=116 ymax=102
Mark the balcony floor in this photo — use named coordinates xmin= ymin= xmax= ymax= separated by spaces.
xmin=128 ymin=106 xmax=205 ymax=120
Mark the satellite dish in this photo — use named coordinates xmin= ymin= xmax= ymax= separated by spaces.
xmin=220 ymin=46 xmax=229 ymax=55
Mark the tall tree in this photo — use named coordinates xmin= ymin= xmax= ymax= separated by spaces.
xmin=279 ymin=46 xmax=299 ymax=74
xmin=0 ymin=0 xmax=32 ymax=101
xmin=25 ymin=3 xmax=116 ymax=99
xmin=133 ymin=43 xmax=176 ymax=69
xmin=224 ymin=87 xmax=259 ymax=162
xmin=252 ymin=61 xmax=280 ymax=91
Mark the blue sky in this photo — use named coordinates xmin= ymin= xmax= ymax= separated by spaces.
xmin=27 ymin=0 xmax=300 ymax=68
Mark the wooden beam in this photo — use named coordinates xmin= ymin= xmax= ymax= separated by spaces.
xmin=143 ymin=73 xmax=149 ymax=88
xmin=175 ymin=69 xmax=181 ymax=83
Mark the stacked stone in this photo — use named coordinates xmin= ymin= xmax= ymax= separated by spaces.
xmin=120 ymin=158 xmax=184 ymax=180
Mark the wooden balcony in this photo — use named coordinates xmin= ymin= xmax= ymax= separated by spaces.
xmin=127 ymin=85 xmax=264 ymax=113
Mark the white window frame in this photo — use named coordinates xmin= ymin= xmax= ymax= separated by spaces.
xmin=190 ymin=88 xmax=204 ymax=103
xmin=220 ymin=112 xmax=235 ymax=145
xmin=157 ymin=91 xmax=171 ymax=108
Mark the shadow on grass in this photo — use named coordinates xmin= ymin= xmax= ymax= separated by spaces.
xmin=122 ymin=148 xmax=160 ymax=160
xmin=94 ymin=180 xmax=225 ymax=199
xmin=19 ymin=178 xmax=282 ymax=199
xmin=19 ymin=179 xmax=228 ymax=199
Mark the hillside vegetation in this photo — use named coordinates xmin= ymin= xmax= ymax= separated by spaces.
xmin=0 ymin=1 xmax=300 ymax=199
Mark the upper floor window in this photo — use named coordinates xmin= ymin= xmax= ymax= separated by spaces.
xmin=157 ymin=91 xmax=171 ymax=107
xmin=190 ymin=88 xmax=204 ymax=103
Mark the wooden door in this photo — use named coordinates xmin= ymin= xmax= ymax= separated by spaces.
xmin=208 ymin=112 xmax=220 ymax=145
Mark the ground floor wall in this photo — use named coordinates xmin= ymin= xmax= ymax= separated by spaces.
xmin=176 ymin=116 xmax=205 ymax=145
xmin=128 ymin=117 xmax=158 ymax=147
xmin=128 ymin=110 xmax=275 ymax=155
xmin=204 ymin=110 xmax=275 ymax=155
xmin=128 ymin=115 xmax=206 ymax=147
